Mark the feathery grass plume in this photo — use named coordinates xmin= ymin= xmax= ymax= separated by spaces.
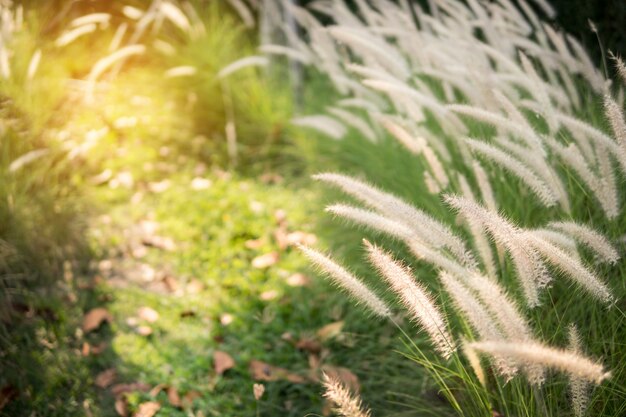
xmin=471 ymin=160 xmax=497 ymax=212
xmin=439 ymin=271 xmax=517 ymax=380
xmin=604 ymin=94 xmax=626 ymax=164
xmin=55 ymin=23 xmax=97 ymax=47
xmin=85 ymin=44 xmax=145 ymax=100
xmin=314 ymin=173 xmax=472 ymax=265
xmin=160 ymin=1 xmax=191 ymax=33
xmin=461 ymin=339 xmax=486 ymax=386
xmin=291 ymin=115 xmax=347 ymax=140
xmin=457 ymin=174 xmax=497 ymax=280
xmin=465 ymin=138 xmax=557 ymax=207
xmin=70 ymin=13 xmax=111 ymax=28
xmin=26 ymin=49 xmax=41 ymax=81
xmin=519 ymin=51 xmax=559 ymax=133
xmin=298 ymin=245 xmax=390 ymax=318
xmin=122 ymin=5 xmax=144 ymax=20
xmin=327 ymin=107 xmax=377 ymax=142
xmin=523 ymin=233 xmax=613 ymax=303
xmin=568 ymin=325 xmax=590 ymax=417
xmin=322 ymin=373 xmax=372 ymax=417
xmin=532 ymin=229 xmax=579 ymax=256
xmin=109 ymin=23 xmax=128 ymax=52
xmin=164 ymin=66 xmax=197 ymax=78
xmin=610 ymin=51 xmax=626 ymax=85
xmin=380 ymin=119 xmax=449 ymax=187
xmin=548 ymin=222 xmax=619 ymax=265
xmin=218 ymin=55 xmax=268 ymax=79
xmin=326 ymin=204 xmax=469 ymax=276
xmin=226 ymin=0 xmax=255 ymax=28
xmin=365 ymin=242 xmax=455 ymax=359
xmin=470 ymin=340 xmax=611 ymax=384
xmin=444 ymin=195 xmax=548 ymax=307
xmin=259 ymin=44 xmax=311 ymax=64
xmin=447 ymin=104 xmax=545 ymax=153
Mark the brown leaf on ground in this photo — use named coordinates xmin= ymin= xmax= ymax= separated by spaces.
xmin=317 ymin=321 xmax=344 ymax=341
xmin=274 ymin=209 xmax=287 ymax=225
xmin=142 ymin=235 xmax=176 ymax=251
xmin=296 ymin=338 xmax=322 ymax=354
xmin=321 ymin=365 xmax=360 ymax=392
xmin=114 ymin=397 xmax=128 ymax=417
xmin=111 ymin=382 xmax=151 ymax=397
xmin=219 ymin=313 xmax=233 ymax=326
xmin=273 ymin=227 xmax=289 ymax=250
xmin=137 ymin=306 xmax=159 ymax=323
xmin=182 ymin=391 xmax=201 ymax=408
xmin=167 ymin=386 xmax=181 ymax=407
xmin=136 ymin=326 xmax=153 ymax=336
xmin=252 ymin=252 xmax=279 ymax=269
xmin=244 ymin=237 xmax=265 ymax=249
xmin=285 ymin=231 xmax=318 ymax=246
xmin=83 ymin=342 xmax=108 ymax=356
xmin=82 ymin=308 xmax=112 ymax=332
xmin=214 ymin=351 xmax=235 ymax=375
xmin=190 ymin=177 xmax=212 ymax=190
xmin=259 ymin=290 xmax=279 ymax=301
xmin=185 ymin=279 xmax=203 ymax=294
xmin=148 ymin=384 xmax=166 ymax=397
xmin=253 ymin=383 xmax=265 ymax=400
xmin=180 ymin=310 xmax=196 ymax=318
xmin=286 ymin=273 xmax=311 ymax=287
xmin=249 ymin=360 xmax=306 ymax=383
xmin=134 ymin=401 xmax=160 ymax=417
xmin=95 ymin=368 xmax=117 ymax=388
xmin=0 ymin=385 xmax=17 ymax=411
xmin=163 ymin=275 xmax=179 ymax=293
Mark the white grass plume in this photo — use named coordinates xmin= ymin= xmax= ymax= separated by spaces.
xmin=298 ymin=245 xmax=390 ymax=318
xmin=523 ymin=233 xmax=613 ymax=303
xmin=439 ymin=271 xmax=518 ymax=379
xmin=465 ymin=138 xmax=557 ymax=207
xmin=470 ymin=340 xmax=611 ymax=384
xmin=604 ymin=94 xmax=626 ymax=167
xmin=444 ymin=195 xmax=549 ymax=307
xmin=548 ymin=222 xmax=619 ymax=265
xmin=461 ymin=339 xmax=486 ymax=386
xmin=322 ymin=373 xmax=372 ymax=417
xmin=568 ymin=324 xmax=590 ymax=417
xmin=366 ymin=242 xmax=455 ymax=359
xmin=292 ymin=115 xmax=347 ymax=140
xmin=315 ymin=173 xmax=471 ymax=265
xmin=218 ymin=56 xmax=268 ymax=79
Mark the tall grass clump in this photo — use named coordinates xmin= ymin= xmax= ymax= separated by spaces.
xmin=267 ymin=0 xmax=626 ymax=415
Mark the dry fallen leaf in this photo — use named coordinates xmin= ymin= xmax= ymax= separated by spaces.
xmin=285 ymin=231 xmax=318 ymax=246
xmin=167 ymin=386 xmax=181 ymax=408
xmin=0 ymin=385 xmax=17 ymax=411
xmin=95 ymin=368 xmax=117 ymax=388
xmin=82 ymin=308 xmax=112 ymax=332
xmin=137 ymin=306 xmax=159 ymax=323
xmin=219 ymin=313 xmax=233 ymax=326
xmin=111 ymin=382 xmax=151 ymax=397
xmin=317 ymin=321 xmax=344 ymax=341
xmin=249 ymin=360 xmax=306 ymax=383
xmin=259 ymin=290 xmax=278 ymax=301
xmin=252 ymin=252 xmax=279 ymax=269
xmin=182 ymin=391 xmax=201 ymax=409
xmin=296 ymin=338 xmax=322 ymax=354
xmin=321 ymin=365 xmax=360 ymax=392
xmin=190 ymin=177 xmax=212 ymax=190
xmin=214 ymin=351 xmax=235 ymax=375
xmin=273 ymin=227 xmax=289 ymax=250
xmin=163 ymin=275 xmax=179 ymax=293
xmin=286 ymin=273 xmax=310 ymax=287
xmin=253 ymin=383 xmax=265 ymax=400
xmin=136 ymin=326 xmax=153 ymax=336
xmin=148 ymin=384 xmax=166 ymax=398
xmin=134 ymin=401 xmax=160 ymax=417
xmin=186 ymin=279 xmax=203 ymax=294
xmin=244 ymin=237 xmax=265 ymax=249
xmin=114 ymin=397 xmax=128 ymax=417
